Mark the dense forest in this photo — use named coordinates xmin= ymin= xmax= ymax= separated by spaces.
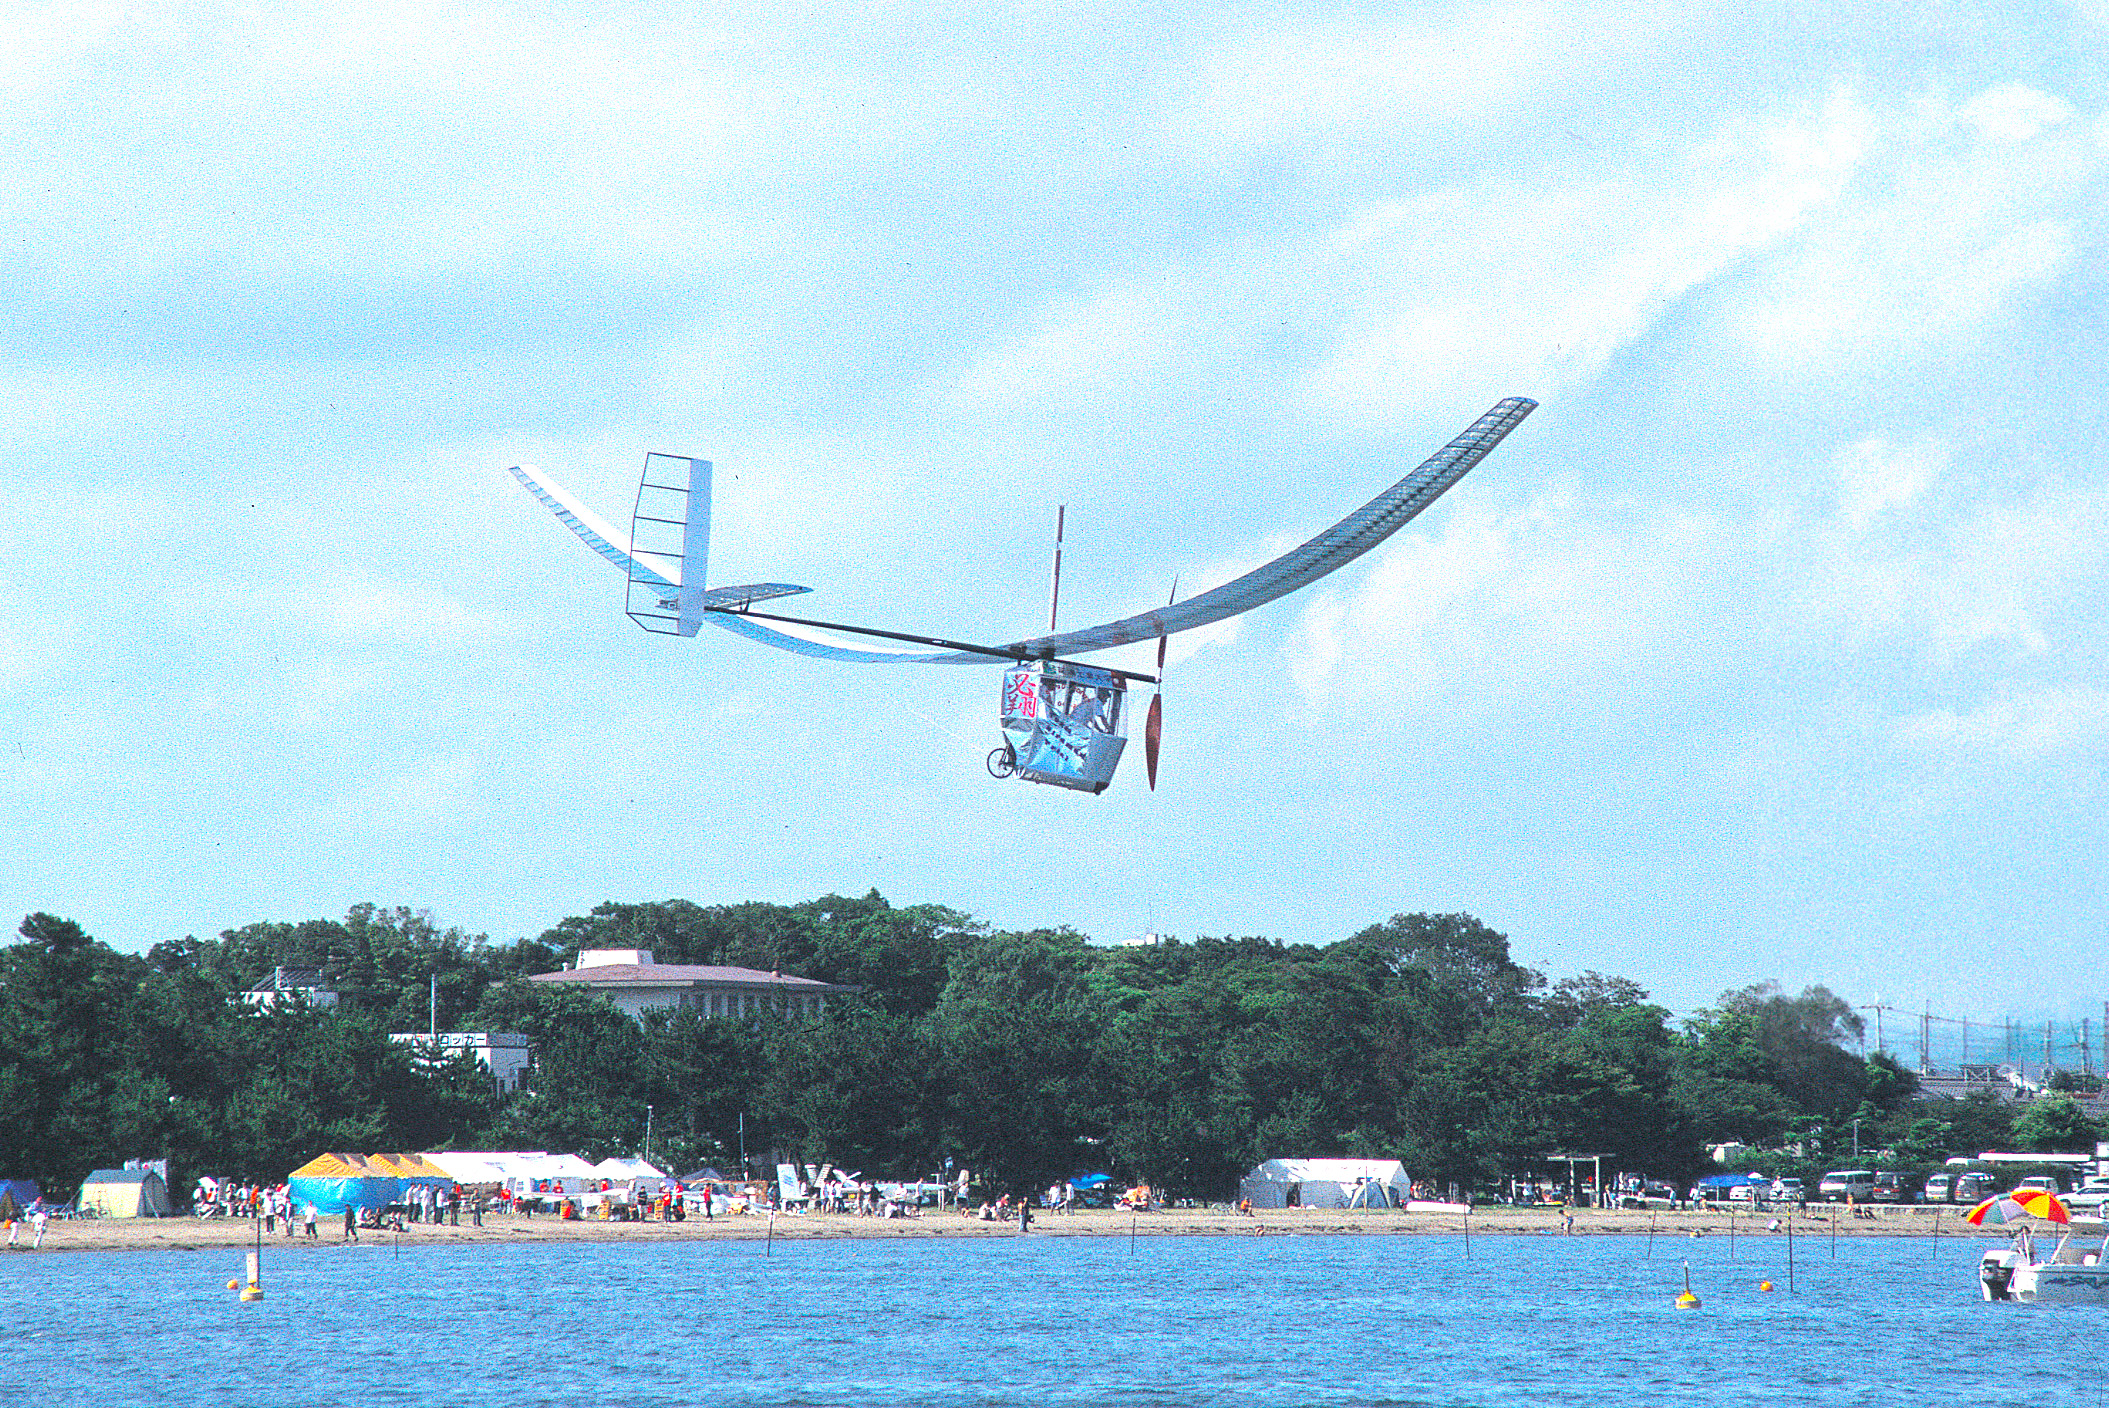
xmin=2 ymin=898 xmax=2099 ymax=1202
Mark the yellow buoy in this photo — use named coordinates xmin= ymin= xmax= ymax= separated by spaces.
xmin=240 ymin=1284 xmax=263 ymax=1302
xmin=226 ymin=1279 xmax=239 ymax=1291
xmin=1759 ymin=1280 xmax=1774 ymax=1292
xmin=1676 ymin=1260 xmax=1702 ymax=1309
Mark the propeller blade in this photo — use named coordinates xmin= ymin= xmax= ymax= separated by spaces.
xmin=1147 ymin=576 xmax=1174 ymax=789
xmin=1145 ymin=692 xmax=1163 ymax=790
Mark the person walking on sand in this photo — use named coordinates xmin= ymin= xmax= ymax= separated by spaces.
xmin=32 ymin=1207 xmax=48 ymax=1249
xmin=304 ymin=1202 xmax=318 ymax=1239
xmin=342 ymin=1205 xmax=357 ymax=1243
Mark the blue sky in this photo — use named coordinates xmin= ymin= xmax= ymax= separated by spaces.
xmin=3 ymin=1 xmax=2105 ymax=1026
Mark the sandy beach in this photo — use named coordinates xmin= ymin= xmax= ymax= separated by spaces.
xmin=7 ymin=1201 xmax=2060 ymax=1256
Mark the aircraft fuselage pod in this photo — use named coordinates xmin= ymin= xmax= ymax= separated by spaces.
xmin=990 ymin=661 xmax=1128 ymax=793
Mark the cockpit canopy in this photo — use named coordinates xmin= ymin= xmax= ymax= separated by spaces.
xmin=998 ymin=661 xmax=1129 ymax=792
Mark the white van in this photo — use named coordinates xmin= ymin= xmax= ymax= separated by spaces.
xmin=1818 ymin=1169 xmax=1876 ymax=1203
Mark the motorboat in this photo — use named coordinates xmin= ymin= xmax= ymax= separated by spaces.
xmin=1979 ymin=1224 xmax=2109 ymax=1303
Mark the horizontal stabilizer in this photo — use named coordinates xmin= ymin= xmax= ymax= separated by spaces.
xmin=697 ymin=583 xmax=812 ymax=609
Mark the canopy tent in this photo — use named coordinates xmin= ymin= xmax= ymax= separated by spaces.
xmin=512 ymin=1152 xmax=596 ymax=1198
xmin=287 ymin=1152 xmax=401 ymax=1214
xmin=367 ymin=1152 xmax=453 ymax=1190
xmin=1238 ymin=1159 xmax=1415 ymax=1211
xmin=1343 ymin=1179 xmax=1401 ymax=1210
xmin=1693 ymin=1173 xmax=1770 ymax=1203
xmin=420 ymin=1151 xmax=513 ymax=1186
xmin=77 ymin=1169 xmax=174 ymax=1218
xmin=592 ymin=1157 xmax=667 ymax=1193
xmin=0 ymin=1180 xmax=41 ymax=1220
xmin=417 ymin=1151 xmax=594 ymax=1200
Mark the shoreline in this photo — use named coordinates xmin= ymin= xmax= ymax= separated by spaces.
xmin=9 ymin=1203 xmax=2079 ymax=1256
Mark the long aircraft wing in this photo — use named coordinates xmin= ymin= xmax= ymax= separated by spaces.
xmin=513 ymin=395 xmax=1535 ymax=671
xmin=509 ymin=465 xmax=680 ymax=588
xmin=705 ymin=396 xmax=1536 ymax=667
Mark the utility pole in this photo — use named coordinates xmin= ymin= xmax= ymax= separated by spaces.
xmin=1920 ymin=1003 xmax=1931 ymax=1075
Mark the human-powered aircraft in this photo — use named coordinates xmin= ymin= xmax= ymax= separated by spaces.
xmin=511 ymin=396 xmax=1535 ymax=794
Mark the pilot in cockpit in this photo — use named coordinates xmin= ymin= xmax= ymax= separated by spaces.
xmin=1068 ymin=686 xmax=1116 ymax=734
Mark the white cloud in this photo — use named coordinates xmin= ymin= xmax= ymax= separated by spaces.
xmin=1727 ymin=85 xmax=2097 ymax=366
xmin=1961 ymin=83 xmax=2074 ymax=142
xmin=1896 ymin=688 xmax=2109 ymax=756
xmin=1284 ymin=490 xmax=1741 ymax=705
xmin=1837 ymin=436 xmax=1942 ymax=529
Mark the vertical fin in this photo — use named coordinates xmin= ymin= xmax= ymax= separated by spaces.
xmin=677 ymin=458 xmax=712 ymax=637
xmin=626 ymin=454 xmax=708 ymax=635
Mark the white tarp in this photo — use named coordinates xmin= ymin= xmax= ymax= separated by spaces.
xmin=1238 ymin=1159 xmax=1415 ymax=1210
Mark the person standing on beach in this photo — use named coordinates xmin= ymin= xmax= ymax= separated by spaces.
xmin=304 ymin=1202 xmax=318 ymax=1238
xmin=32 ymin=1207 xmax=49 ymax=1249
xmin=342 ymin=1205 xmax=357 ymax=1243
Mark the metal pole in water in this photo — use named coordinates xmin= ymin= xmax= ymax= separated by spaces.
xmin=1728 ymin=1206 xmax=1735 ymax=1262
xmin=1648 ymin=1211 xmax=1656 ymax=1259
xmin=1787 ymin=1212 xmax=1795 ymax=1293
xmin=1463 ymin=1204 xmax=1470 ymax=1260
xmin=1931 ymin=1205 xmax=1940 ymax=1258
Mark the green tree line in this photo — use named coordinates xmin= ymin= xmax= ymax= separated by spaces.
xmin=1 ymin=899 xmax=2097 ymax=1202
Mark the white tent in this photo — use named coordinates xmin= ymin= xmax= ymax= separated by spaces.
xmin=422 ymin=1150 xmax=596 ymax=1199
xmin=591 ymin=1157 xmax=666 ymax=1195
xmin=1238 ymin=1159 xmax=1414 ymax=1210
xmin=421 ymin=1151 xmax=514 ymax=1185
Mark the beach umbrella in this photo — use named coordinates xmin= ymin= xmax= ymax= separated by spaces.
xmin=1964 ymin=1190 xmax=2070 ymax=1226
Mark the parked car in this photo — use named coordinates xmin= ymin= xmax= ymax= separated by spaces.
xmin=1870 ymin=1171 xmax=1921 ymax=1204
xmin=1952 ymin=1171 xmax=1997 ymax=1203
xmin=1920 ymin=1173 xmax=1951 ymax=1204
xmin=1728 ymin=1182 xmax=1763 ymax=1206
xmin=1619 ymin=1181 xmax=1683 ymax=1210
xmin=2015 ymin=1175 xmax=2064 ymax=1196
xmin=1770 ymin=1177 xmax=1806 ymax=1204
xmin=2066 ymin=1177 xmax=2109 ymax=1213
xmin=1818 ymin=1170 xmax=1876 ymax=1203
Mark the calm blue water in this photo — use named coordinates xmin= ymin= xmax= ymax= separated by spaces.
xmin=5 ymin=1231 xmax=2104 ymax=1406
